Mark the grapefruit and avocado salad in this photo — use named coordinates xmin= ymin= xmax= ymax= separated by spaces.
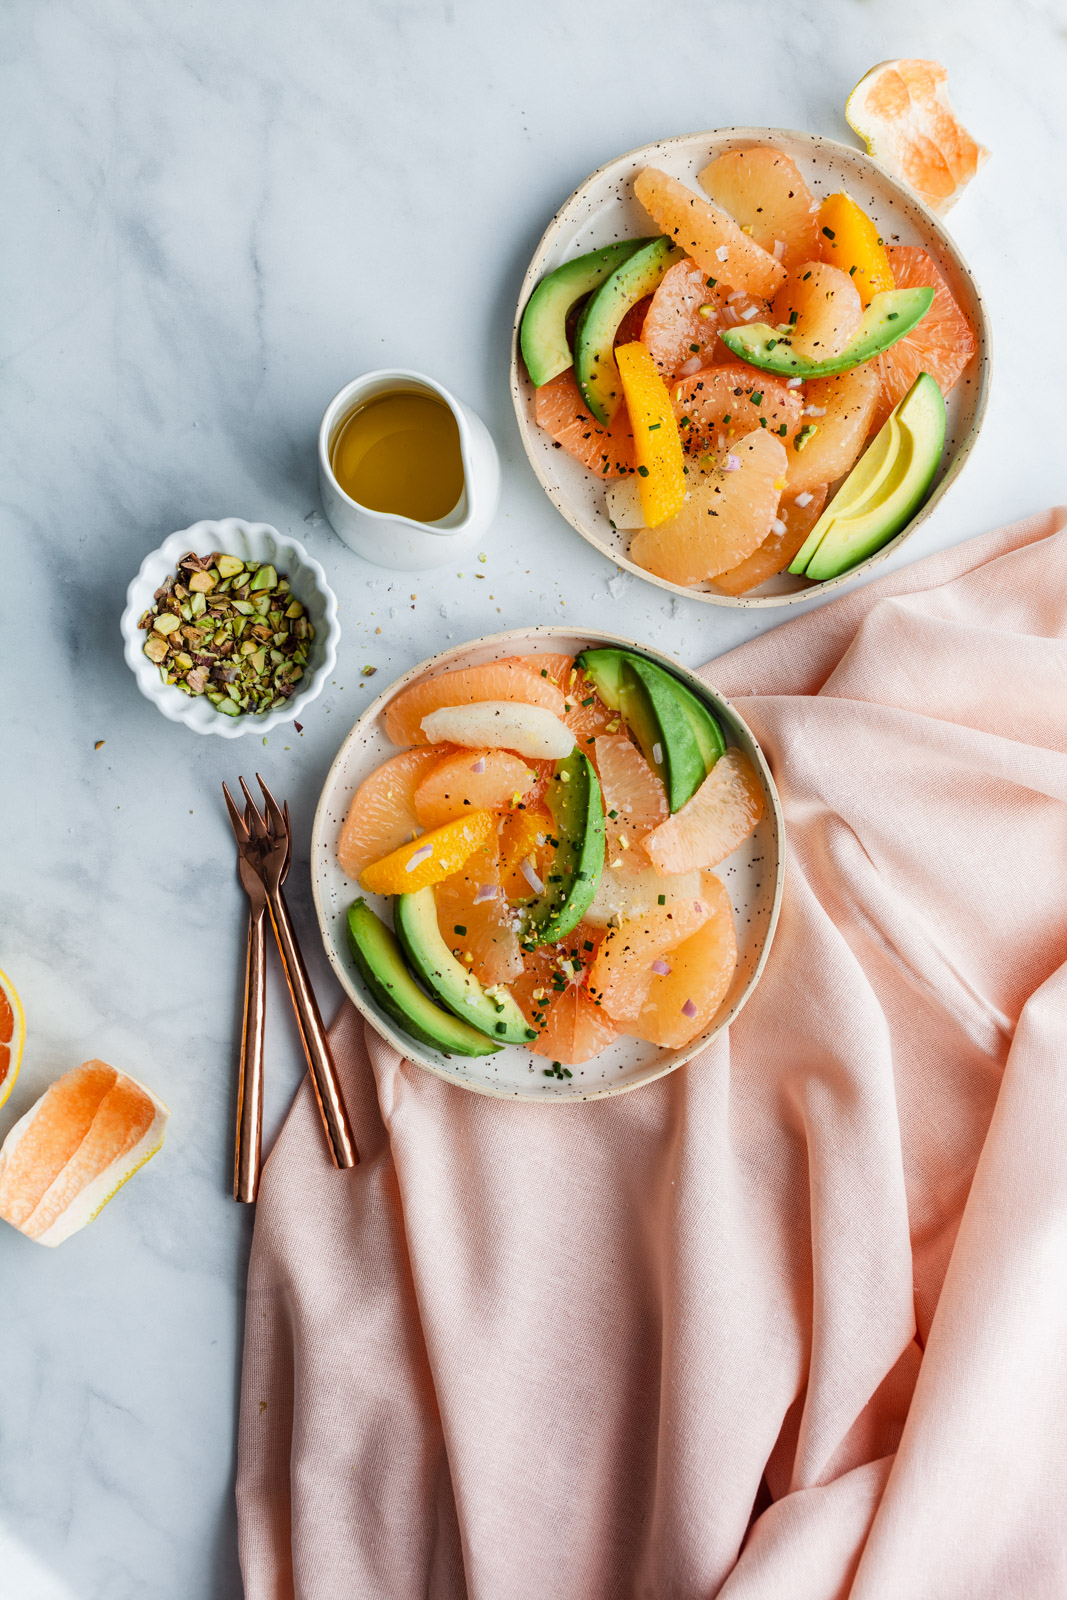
xmin=338 ymin=651 xmax=764 ymax=1069
xmin=521 ymin=146 xmax=975 ymax=593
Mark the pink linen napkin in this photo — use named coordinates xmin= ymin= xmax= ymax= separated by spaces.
xmin=237 ymin=508 xmax=1067 ymax=1600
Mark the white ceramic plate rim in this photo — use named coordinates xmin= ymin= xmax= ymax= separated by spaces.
xmin=509 ymin=125 xmax=992 ymax=609
xmin=310 ymin=626 xmax=785 ymax=1102
xmin=120 ymin=518 xmax=340 ymax=738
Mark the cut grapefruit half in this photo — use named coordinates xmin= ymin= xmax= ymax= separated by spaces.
xmin=385 ymin=660 xmax=565 ymax=746
xmin=698 ymin=147 xmax=821 ymax=268
xmin=338 ymin=747 xmax=450 ymax=880
xmin=868 ymin=246 xmax=976 ymax=431
xmin=630 ymin=429 xmax=787 ymax=586
xmin=846 ymin=59 xmax=990 ymax=215
xmin=0 ymin=1060 xmax=168 ymax=1247
xmin=0 ymin=968 xmax=26 ymax=1110
xmin=626 ymin=874 xmax=738 ymax=1048
xmin=534 ymin=370 xmax=635 ymax=478
xmin=643 ymin=748 xmax=764 ymax=875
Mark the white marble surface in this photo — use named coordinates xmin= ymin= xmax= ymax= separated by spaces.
xmin=1 ymin=2 xmax=1064 ymax=1595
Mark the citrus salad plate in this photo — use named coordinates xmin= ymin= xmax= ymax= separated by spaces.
xmin=312 ymin=629 xmax=783 ymax=1100
xmin=511 ymin=127 xmax=989 ymax=607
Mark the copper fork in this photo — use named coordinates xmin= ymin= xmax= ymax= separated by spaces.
xmin=229 ymin=800 xmax=273 ymax=1201
xmin=223 ymin=775 xmax=357 ymax=1170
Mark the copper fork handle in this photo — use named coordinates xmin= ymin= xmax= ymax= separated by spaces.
xmin=234 ymin=911 xmax=267 ymax=1202
xmin=265 ymin=888 xmax=358 ymax=1169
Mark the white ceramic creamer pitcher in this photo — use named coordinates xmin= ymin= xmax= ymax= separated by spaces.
xmin=317 ymin=369 xmax=501 ymax=571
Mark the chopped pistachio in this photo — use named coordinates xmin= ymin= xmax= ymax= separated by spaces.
xmin=144 ymin=634 xmax=169 ymax=663
xmin=248 ymin=564 xmax=277 ymax=593
xmin=153 ymin=612 xmax=181 ymax=636
xmin=216 ymin=554 xmax=245 ymax=578
xmin=187 ymin=569 xmax=216 ymax=593
xmin=284 ymin=600 xmax=304 ymax=619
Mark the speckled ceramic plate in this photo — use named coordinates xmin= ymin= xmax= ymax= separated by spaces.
xmin=510 ymin=127 xmax=991 ymax=608
xmin=311 ymin=627 xmax=784 ymax=1101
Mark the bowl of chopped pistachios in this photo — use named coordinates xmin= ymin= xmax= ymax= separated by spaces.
xmin=120 ymin=518 xmax=339 ymax=737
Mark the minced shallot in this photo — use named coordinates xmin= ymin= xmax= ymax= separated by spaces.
xmin=679 ymin=355 xmax=703 ymax=377
xmin=651 ymin=959 xmax=671 ymax=977
xmin=771 ymin=518 xmax=787 ymax=536
xmin=405 ymin=844 xmax=432 ymax=871
xmin=519 ymin=858 xmax=544 ymax=895
xmin=681 ymin=998 xmax=698 ymax=1019
xmin=470 ymin=757 xmax=486 ymax=773
xmin=786 ymin=376 xmax=803 ymax=389
xmin=473 ymin=883 xmax=497 ymax=904
xmin=724 ymin=454 xmax=741 ymax=472
xmin=795 ymin=491 xmax=813 ymax=508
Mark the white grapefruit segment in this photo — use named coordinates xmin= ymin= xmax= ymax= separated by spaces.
xmin=585 ymin=862 xmax=702 ymax=929
xmin=420 ymin=702 xmax=575 ymax=761
xmin=0 ymin=1060 xmax=168 ymax=1247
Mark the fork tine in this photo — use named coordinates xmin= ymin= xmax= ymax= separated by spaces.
xmin=239 ymin=776 xmax=269 ymax=839
xmin=255 ymin=772 xmax=287 ymax=838
xmin=222 ymin=782 xmax=252 ymax=844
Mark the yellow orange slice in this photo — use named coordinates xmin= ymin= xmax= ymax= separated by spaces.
xmin=817 ymin=192 xmax=895 ymax=307
xmin=385 ymin=660 xmax=565 ymax=746
xmin=0 ymin=968 xmax=26 ymax=1111
xmin=337 ymin=746 xmax=450 ymax=881
xmin=713 ymin=485 xmax=828 ymax=594
xmin=671 ymin=364 xmax=804 ymax=459
xmin=615 ymin=342 xmax=687 ymax=526
xmin=771 ymin=262 xmax=864 ymax=362
xmin=359 ymin=811 xmax=495 ymax=895
xmin=698 ymin=147 xmax=821 ymax=268
xmin=631 ymin=428 xmax=786 ymax=586
xmin=846 ymin=59 xmax=989 ymax=215
xmin=534 ymin=370 xmax=635 ymax=478
xmin=643 ymin=748 xmax=764 ymax=875
xmin=414 ymin=749 xmax=535 ymax=828
xmin=626 ymin=874 xmax=737 ymax=1048
xmin=0 ymin=1060 xmax=168 ymax=1247
xmin=869 ymin=245 xmax=976 ymax=431
xmin=786 ymin=366 xmax=881 ymax=497
xmin=633 ymin=167 xmax=786 ymax=299
xmin=587 ymin=895 xmax=712 ymax=1023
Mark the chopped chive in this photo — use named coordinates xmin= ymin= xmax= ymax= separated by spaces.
xmin=689 ymin=343 xmax=700 ymax=353
xmin=540 ymin=668 xmax=548 ymax=677
xmin=453 ymin=924 xmax=467 ymax=936
xmin=648 ymin=422 xmax=661 ymax=430
xmin=821 ymin=226 xmax=835 ymax=239
xmin=749 ymin=392 xmax=763 ymax=406
xmin=658 ymin=894 xmax=666 ymax=905
xmin=848 ymin=264 xmax=857 ymax=275
xmin=778 ymin=423 xmax=788 ymax=436
xmin=802 ymin=270 xmax=812 ymax=281
xmin=766 ymin=338 xmax=777 ymax=349
xmin=581 ymin=695 xmax=594 ymax=706
xmin=722 ymin=413 xmax=731 ymax=423
xmin=608 ymin=809 xmax=618 ymax=819
xmin=887 ymin=311 xmax=899 ymax=320
xmin=788 ymin=310 xmax=798 ymax=325
xmin=636 ymin=465 xmax=649 ymax=477
xmin=584 ymin=940 xmax=594 ymax=951
xmin=706 ymin=275 xmax=717 ymax=287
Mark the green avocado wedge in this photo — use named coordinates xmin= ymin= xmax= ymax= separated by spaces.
xmin=523 ymin=751 xmax=605 ymax=949
xmin=395 ymin=888 xmax=534 ymax=1044
xmin=574 ymin=238 xmax=684 ymax=423
xmin=346 ymin=899 xmax=502 ymax=1057
xmin=789 ymin=371 xmax=946 ymax=581
xmin=519 ymin=240 xmax=655 ymax=388
xmin=719 ymin=287 xmax=935 ymax=378
xmin=576 ymin=648 xmax=726 ymax=813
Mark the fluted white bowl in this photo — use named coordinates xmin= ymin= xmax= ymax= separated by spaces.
xmin=120 ymin=518 xmax=339 ymax=739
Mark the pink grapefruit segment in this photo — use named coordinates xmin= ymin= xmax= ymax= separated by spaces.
xmin=626 ymin=874 xmax=738 ymax=1048
xmin=643 ymin=748 xmax=764 ymax=875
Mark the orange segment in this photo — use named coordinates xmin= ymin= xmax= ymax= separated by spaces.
xmin=771 ymin=262 xmax=864 ymax=362
xmin=0 ymin=967 xmax=25 ymax=1109
xmin=640 ymin=258 xmax=727 ymax=381
xmin=587 ymin=896 xmax=712 ymax=1023
xmin=385 ymin=660 xmax=565 ymax=747
xmin=626 ymin=874 xmax=737 ymax=1048
xmin=499 ymin=804 xmax=554 ymax=900
xmin=337 ymin=747 xmax=450 ymax=880
xmin=869 ymin=245 xmax=976 ymax=431
xmin=615 ymin=342 xmax=686 ymax=526
xmin=643 ymin=748 xmax=764 ymax=875
xmin=414 ymin=749 xmax=535 ymax=828
xmin=846 ymin=59 xmax=990 ymax=215
xmin=630 ymin=428 xmax=786 ymax=587
xmin=534 ymin=370 xmax=635 ymax=479
xmin=698 ymin=147 xmax=821 ymax=268
xmin=786 ymin=366 xmax=881 ymax=497
xmin=671 ymin=364 xmax=803 ymax=459
xmin=435 ymin=852 xmax=524 ymax=988
xmin=713 ymin=485 xmax=828 ymax=594
xmin=512 ymin=925 xmax=619 ymax=1065
xmin=633 ymin=167 xmax=786 ymax=299
xmin=594 ymin=735 xmax=668 ymax=860
xmin=817 ymin=193 xmax=895 ymax=308
xmin=359 ymin=811 xmax=496 ymax=895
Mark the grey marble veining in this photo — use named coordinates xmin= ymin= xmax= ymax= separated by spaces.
xmin=2 ymin=1 xmax=1064 ymax=1595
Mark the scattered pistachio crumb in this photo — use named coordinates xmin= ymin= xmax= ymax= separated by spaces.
xmin=362 ymin=664 xmax=377 ymax=677
xmin=478 ymin=552 xmax=487 ymax=563
xmin=94 ymin=740 xmax=105 ymax=750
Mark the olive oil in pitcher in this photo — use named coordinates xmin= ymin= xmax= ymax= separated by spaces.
xmin=330 ymin=391 xmax=465 ymax=524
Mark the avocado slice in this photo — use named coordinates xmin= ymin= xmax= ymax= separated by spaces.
xmin=789 ymin=371 xmax=946 ymax=581
xmin=574 ymin=238 xmax=684 ymax=423
xmin=395 ymin=887 xmax=534 ymax=1044
xmin=719 ymin=287 xmax=934 ymax=378
xmin=577 ymin=648 xmax=726 ymax=812
xmin=519 ymin=240 xmax=655 ymax=388
xmin=523 ymin=751 xmax=605 ymax=949
xmin=346 ymin=899 xmax=502 ymax=1057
